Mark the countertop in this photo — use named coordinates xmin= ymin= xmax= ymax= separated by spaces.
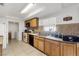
xmin=28 ymin=33 xmax=63 ymax=41
xmin=27 ymin=33 xmax=77 ymax=43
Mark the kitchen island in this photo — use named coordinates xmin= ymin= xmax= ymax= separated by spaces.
xmin=27 ymin=33 xmax=79 ymax=56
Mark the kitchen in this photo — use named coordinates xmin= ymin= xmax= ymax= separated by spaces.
xmin=0 ymin=3 xmax=79 ymax=56
xmin=22 ymin=3 xmax=79 ymax=56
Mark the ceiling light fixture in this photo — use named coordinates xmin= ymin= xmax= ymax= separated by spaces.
xmin=26 ymin=7 xmax=45 ymax=18
xmin=21 ymin=3 xmax=35 ymax=14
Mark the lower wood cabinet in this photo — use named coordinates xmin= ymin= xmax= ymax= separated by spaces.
xmin=37 ymin=37 xmax=44 ymax=52
xmin=44 ymin=39 xmax=51 ymax=55
xmin=77 ymin=43 xmax=79 ymax=56
xmin=51 ymin=41 xmax=60 ymax=56
xmin=34 ymin=36 xmax=38 ymax=48
xmin=61 ymin=42 xmax=76 ymax=56
xmin=34 ymin=35 xmax=77 ymax=56
xmin=34 ymin=36 xmax=44 ymax=52
xmin=44 ymin=39 xmax=60 ymax=56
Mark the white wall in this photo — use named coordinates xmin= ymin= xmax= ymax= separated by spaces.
xmin=0 ymin=17 xmax=25 ymax=49
xmin=39 ymin=6 xmax=79 ymax=26
xmin=56 ymin=6 xmax=79 ymax=24
xmin=0 ymin=17 xmax=8 ymax=48
xmin=39 ymin=17 xmax=56 ymax=26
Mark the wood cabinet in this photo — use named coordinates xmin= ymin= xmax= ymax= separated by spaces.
xmin=61 ymin=42 xmax=76 ymax=56
xmin=34 ymin=36 xmax=38 ymax=48
xmin=51 ymin=40 xmax=60 ymax=56
xmin=33 ymin=35 xmax=77 ymax=56
xmin=44 ymin=39 xmax=51 ymax=55
xmin=25 ymin=17 xmax=39 ymax=28
xmin=30 ymin=18 xmax=38 ymax=28
xmin=25 ymin=21 xmax=30 ymax=28
xmin=38 ymin=37 xmax=44 ymax=52
xmin=77 ymin=43 xmax=79 ymax=56
xmin=34 ymin=36 xmax=44 ymax=52
xmin=45 ymin=39 xmax=60 ymax=56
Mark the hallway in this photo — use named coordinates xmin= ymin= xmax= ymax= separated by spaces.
xmin=3 ymin=39 xmax=46 ymax=56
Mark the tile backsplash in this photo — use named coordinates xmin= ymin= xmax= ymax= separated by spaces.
xmin=56 ymin=23 xmax=79 ymax=36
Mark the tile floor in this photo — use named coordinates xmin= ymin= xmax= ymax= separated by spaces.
xmin=3 ymin=39 xmax=46 ymax=56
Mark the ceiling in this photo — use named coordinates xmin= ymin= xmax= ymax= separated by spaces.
xmin=0 ymin=3 xmax=78 ymax=20
xmin=0 ymin=3 xmax=27 ymax=17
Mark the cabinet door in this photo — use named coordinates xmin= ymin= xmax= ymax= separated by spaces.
xmin=45 ymin=39 xmax=51 ymax=55
xmin=51 ymin=41 xmax=60 ymax=56
xmin=61 ymin=42 xmax=76 ymax=56
xmin=38 ymin=38 xmax=44 ymax=52
xmin=77 ymin=43 xmax=79 ymax=56
xmin=34 ymin=37 xmax=38 ymax=48
xmin=30 ymin=19 xmax=38 ymax=28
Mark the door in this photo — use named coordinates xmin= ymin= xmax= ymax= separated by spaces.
xmin=61 ymin=42 xmax=76 ymax=56
xmin=8 ymin=32 xmax=12 ymax=42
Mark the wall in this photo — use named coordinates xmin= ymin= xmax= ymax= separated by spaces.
xmin=56 ymin=23 xmax=79 ymax=36
xmin=55 ymin=6 xmax=79 ymax=36
xmin=56 ymin=6 xmax=79 ymax=24
xmin=39 ymin=17 xmax=56 ymax=26
xmin=0 ymin=17 xmax=8 ymax=49
xmin=0 ymin=17 xmax=25 ymax=49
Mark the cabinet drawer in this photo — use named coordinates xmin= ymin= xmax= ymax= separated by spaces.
xmin=50 ymin=40 xmax=60 ymax=46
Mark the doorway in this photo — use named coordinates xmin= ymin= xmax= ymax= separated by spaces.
xmin=8 ymin=22 xmax=19 ymax=43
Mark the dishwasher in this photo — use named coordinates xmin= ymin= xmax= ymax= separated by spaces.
xmin=28 ymin=34 xmax=34 ymax=46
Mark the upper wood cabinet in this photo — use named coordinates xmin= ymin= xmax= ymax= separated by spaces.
xmin=30 ymin=18 xmax=38 ymax=28
xmin=25 ymin=17 xmax=39 ymax=28
xmin=61 ymin=42 xmax=76 ymax=56
xmin=25 ymin=21 xmax=30 ymax=28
